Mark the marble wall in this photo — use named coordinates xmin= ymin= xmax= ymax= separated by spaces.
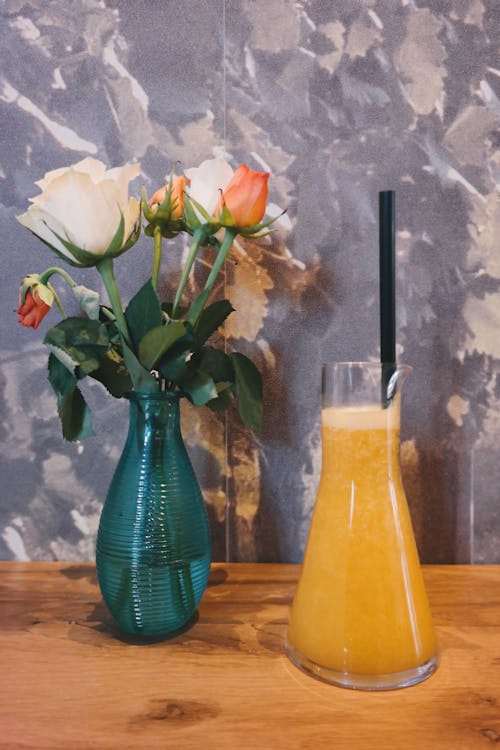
xmin=1 ymin=0 xmax=499 ymax=563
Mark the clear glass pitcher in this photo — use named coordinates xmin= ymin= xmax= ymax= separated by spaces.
xmin=286 ymin=362 xmax=438 ymax=690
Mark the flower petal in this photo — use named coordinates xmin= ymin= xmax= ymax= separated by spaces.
xmin=185 ymin=157 xmax=233 ymax=217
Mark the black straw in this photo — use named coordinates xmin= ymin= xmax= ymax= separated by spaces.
xmin=379 ymin=190 xmax=396 ymax=405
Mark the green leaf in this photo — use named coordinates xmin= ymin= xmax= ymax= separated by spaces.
xmin=207 ymin=383 xmax=235 ymax=412
xmin=48 ymin=353 xmax=77 ymax=398
xmin=72 ymin=284 xmax=100 ymax=320
xmin=158 ymin=344 xmax=192 ymax=383
xmin=194 ymin=300 xmax=235 ymax=345
xmin=138 ymin=322 xmax=186 ymax=370
xmin=230 ymin=352 xmax=263 ymax=432
xmin=44 ymin=318 xmax=109 ymax=378
xmin=182 ymin=371 xmax=218 ymax=406
xmin=90 ymin=350 xmax=133 ymax=398
xmin=195 ymin=347 xmax=235 ymax=383
xmin=58 ymin=386 xmax=93 ymax=441
xmin=125 ymin=279 xmax=163 ymax=350
xmin=121 ymin=340 xmax=158 ymax=393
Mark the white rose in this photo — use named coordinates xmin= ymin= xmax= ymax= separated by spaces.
xmin=184 ymin=157 xmax=234 ymax=218
xmin=17 ymin=157 xmax=141 ymax=267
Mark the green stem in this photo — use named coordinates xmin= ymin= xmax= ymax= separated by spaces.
xmin=172 ymin=226 xmax=208 ymax=319
xmin=203 ymin=228 xmax=237 ymax=295
xmin=152 ymin=225 xmax=162 ymax=289
xmin=47 ymin=283 xmax=67 ymax=318
xmin=97 ymin=257 xmax=131 ymax=348
xmin=39 ymin=266 xmax=77 ymax=288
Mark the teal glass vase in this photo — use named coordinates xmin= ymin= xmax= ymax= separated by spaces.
xmin=96 ymin=391 xmax=211 ymax=637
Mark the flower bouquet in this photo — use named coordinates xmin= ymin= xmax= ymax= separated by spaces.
xmin=16 ymin=155 xmax=280 ymax=636
xmin=17 ymin=156 xmax=277 ymax=439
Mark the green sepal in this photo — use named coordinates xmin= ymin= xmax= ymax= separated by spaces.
xmin=41 ymin=212 xmax=140 ymax=268
xmin=138 ymin=321 xmax=186 ymax=371
xmin=124 ymin=279 xmax=163 ymax=351
xmin=230 ymin=352 xmax=263 ymax=432
xmin=183 ymin=192 xmax=220 ymax=227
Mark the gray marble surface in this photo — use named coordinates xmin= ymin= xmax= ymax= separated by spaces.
xmin=1 ymin=0 xmax=499 ymax=563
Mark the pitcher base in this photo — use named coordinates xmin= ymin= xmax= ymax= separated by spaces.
xmin=285 ymin=642 xmax=439 ymax=691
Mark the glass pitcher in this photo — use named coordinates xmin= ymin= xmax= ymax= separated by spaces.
xmin=286 ymin=362 xmax=438 ymax=690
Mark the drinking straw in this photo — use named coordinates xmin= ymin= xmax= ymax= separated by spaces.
xmin=379 ymin=190 xmax=396 ymax=405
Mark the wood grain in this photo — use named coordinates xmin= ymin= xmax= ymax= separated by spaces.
xmin=1 ymin=563 xmax=499 ymax=749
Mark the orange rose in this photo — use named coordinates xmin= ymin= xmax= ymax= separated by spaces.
xmin=149 ymin=176 xmax=189 ymax=219
xmin=218 ymin=165 xmax=269 ymax=227
xmin=17 ymin=288 xmax=52 ymax=329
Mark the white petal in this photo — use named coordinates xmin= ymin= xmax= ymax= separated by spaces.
xmin=16 ymin=206 xmax=75 ymax=260
xmin=105 ymin=162 xmax=141 ymax=212
xmin=123 ymin=196 xmax=141 ymax=240
xmin=185 ymin=157 xmax=233 ymax=216
xmin=37 ymin=170 xmax=121 ymax=253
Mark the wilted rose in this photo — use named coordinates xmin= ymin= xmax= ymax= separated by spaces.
xmin=17 ymin=157 xmax=141 ymax=267
xmin=17 ymin=278 xmax=54 ymax=329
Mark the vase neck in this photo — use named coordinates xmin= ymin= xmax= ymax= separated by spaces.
xmin=127 ymin=391 xmax=181 ymax=439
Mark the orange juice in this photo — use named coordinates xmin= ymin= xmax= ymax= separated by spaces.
xmin=287 ymin=404 xmax=437 ymax=681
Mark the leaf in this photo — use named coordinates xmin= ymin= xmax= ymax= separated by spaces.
xmin=230 ymin=352 xmax=263 ymax=432
xmin=121 ymin=340 xmax=158 ymax=392
xmin=207 ymin=383 xmax=235 ymax=412
xmin=48 ymin=353 xmax=77 ymax=398
xmin=195 ymin=347 xmax=235 ymax=383
xmin=194 ymin=300 xmax=235 ymax=345
xmin=125 ymin=279 xmax=163 ymax=351
xmin=138 ymin=322 xmax=186 ymax=370
xmin=90 ymin=350 xmax=133 ymax=397
xmin=44 ymin=318 xmax=109 ymax=378
xmin=58 ymin=386 xmax=93 ymax=441
xmin=72 ymin=284 xmax=100 ymax=320
xmin=182 ymin=371 xmax=218 ymax=406
xmin=47 ymin=354 xmax=93 ymax=440
xmin=158 ymin=344 xmax=192 ymax=383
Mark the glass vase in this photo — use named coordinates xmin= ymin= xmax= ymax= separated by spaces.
xmin=96 ymin=391 xmax=211 ymax=637
xmin=286 ymin=362 xmax=438 ymax=690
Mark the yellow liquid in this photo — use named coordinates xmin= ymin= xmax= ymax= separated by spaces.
xmin=287 ymin=405 xmax=436 ymax=676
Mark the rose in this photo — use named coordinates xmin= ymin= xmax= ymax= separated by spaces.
xmin=149 ymin=175 xmax=189 ymax=220
xmin=184 ymin=157 xmax=234 ymax=218
xmin=183 ymin=158 xmax=269 ymax=229
xmin=218 ymin=164 xmax=269 ymax=227
xmin=17 ymin=275 xmax=54 ymax=329
xmin=17 ymin=157 xmax=141 ymax=268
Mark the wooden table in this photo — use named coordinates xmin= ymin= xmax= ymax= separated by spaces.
xmin=1 ymin=563 xmax=499 ymax=749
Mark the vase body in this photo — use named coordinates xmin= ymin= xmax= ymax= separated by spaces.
xmin=96 ymin=391 xmax=211 ymax=637
xmin=286 ymin=362 xmax=438 ymax=690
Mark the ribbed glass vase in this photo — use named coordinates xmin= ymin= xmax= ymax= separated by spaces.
xmin=96 ymin=391 xmax=211 ymax=637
